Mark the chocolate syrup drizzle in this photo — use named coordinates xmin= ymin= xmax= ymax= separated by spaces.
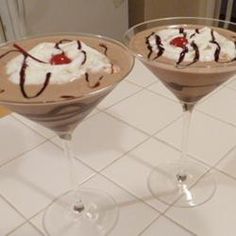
xmin=153 ymin=35 xmax=165 ymax=59
xmin=60 ymin=95 xmax=76 ymax=99
xmin=179 ymin=27 xmax=187 ymax=38
xmin=13 ymin=44 xmax=47 ymax=64
xmin=99 ymin=43 xmax=108 ymax=55
xmin=55 ymin=39 xmax=72 ymax=49
xmin=146 ymin=32 xmax=155 ymax=59
xmin=81 ymin=50 xmax=87 ymax=65
xmin=19 ymin=54 xmax=51 ymax=99
xmin=85 ymin=72 xmax=104 ymax=88
xmin=166 ymin=81 xmax=222 ymax=91
xmin=0 ymin=50 xmax=19 ymax=60
xmin=0 ymin=38 xmax=112 ymax=100
xmin=177 ymin=47 xmax=189 ymax=65
xmin=146 ymin=27 xmax=236 ymax=67
xmin=209 ymin=29 xmax=221 ymax=62
xmin=190 ymin=28 xmax=200 ymax=38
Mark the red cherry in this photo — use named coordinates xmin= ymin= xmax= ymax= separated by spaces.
xmin=50 ymin=53 xmax=72 ymax=65
xmin=170 ymin=37 xmax=188 ymax=48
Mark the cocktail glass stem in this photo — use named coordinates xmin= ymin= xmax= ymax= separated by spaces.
xmin=176 ymin=103 xmax=194 ymax=183
xmin=60 ymin=133 xmax=86 ymax=216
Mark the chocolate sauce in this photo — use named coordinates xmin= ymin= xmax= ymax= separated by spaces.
xmin=146 ymin=32 xmax=155 ymax=59
xmin=85 ymin=73 xmax=104 ymax=88
xmin=111 ymin=64 xmax=115 ymax=74
xmin=179 ymin=27 xmax=187 ymax=38
xmin=77 ymin=40 xmax=82 ymax=50
xmin=177 ymin=47 xmax=188 ymax=65
xmin=60 ymin=95 xmax=76 ymax=99
xmin=19 ymin=54 xmax=52 ymax=99
xmin=166 ymin=81 xmax=222 ymax=91
xmin=13 ymin=44 xmax=47 ymax=64
xmin=190 ymin=29 xmax=199 ymax=39
xmin=0 ymin=50 xmax=19 ymax=60
xmin=55 ymin=39 xmax=72 ymax=49
xmin=81 ymin=50 xmax=87 ymax=65
xmin=0 ymin=37 xmax=118 ymax=102
xmin=153 ymin=35 xmax=164 ymax=59
xmin=99 ymin=43 xmax=108 ymax=55
xmin=210 ymin=29 xmax=221 ymax=62
xmin=179 ymin=41 xmax=200 ymax=67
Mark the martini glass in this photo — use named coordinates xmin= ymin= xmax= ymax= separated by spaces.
xmin=124 ymin=17 xmax=236 ymax=207
xmin=0 ymin=33 xmax=134 ymax=235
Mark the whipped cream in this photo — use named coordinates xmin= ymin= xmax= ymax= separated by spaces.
xmin=7 ymin=40 xmax=113 ymax=85
xmin=147 ymin=27 xmax=236 ymax=63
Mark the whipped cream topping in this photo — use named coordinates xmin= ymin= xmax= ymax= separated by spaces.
xmin=147 ymin=27 xmax=236 ymax=63
xmin=7 ymin=40 xmax=113 ymax=85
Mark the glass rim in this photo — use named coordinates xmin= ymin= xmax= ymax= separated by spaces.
xmin=124 ymin=16 xmax=236 ymax=71
xmin=0 ymin=32 xmax=134 ymax=106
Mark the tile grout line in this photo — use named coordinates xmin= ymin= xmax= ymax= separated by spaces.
xmin=6 ymin=220 xmax=44 ymax=236
xmin=138 ymin=213 xmax=198 ymax=236
xmin=3 ymin=80 xmax=236 ymax=235
xmin=10 ymin=114 xmax=55 ymax=140
xmin=0 ymin=139 xmax=49 ymax=169
xmin=161 ymin=143 xmax=236 ymax=220
xmin=97 ymin=84 xmax=144 ymax=111
xmin=48 ymin=134 xmax=162 ymax=214
xmin=196 ymin=108 xmax=236 ymax=128
xmin=45 ymin=137 xmax=165 ymax=214
xmin=137 ymin=214 xmax=161 ymax=236
xmin=126 ymin=77 xmax=159 ymax=89
xmin=0 ymin=194 xmax=44 ymax=235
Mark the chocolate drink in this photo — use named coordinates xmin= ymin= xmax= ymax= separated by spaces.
xmin=129 ymin=25 xmax=236 ymax=103
xmin=0 ymin=34 xmax=133 ymax=137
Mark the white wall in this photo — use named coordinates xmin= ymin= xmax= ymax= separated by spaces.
xmin=24 ymin=0 xmax=128 ymax=40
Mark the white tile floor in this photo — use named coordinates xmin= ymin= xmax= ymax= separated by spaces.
xmin=2 ymin=60 xmax=236 ymax=235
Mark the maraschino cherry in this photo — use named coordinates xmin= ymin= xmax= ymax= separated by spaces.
xmin=170 ymin=37 xmax=188 ymax=48
xmin=50 ymin=53 xmax=71 ymax=65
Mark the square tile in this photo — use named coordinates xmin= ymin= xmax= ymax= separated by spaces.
xmin=216 ymin=146 xmax=236 ymax=178
xmin=0 ymin=116 xmax=45 ymax=166
xmin=126 ymin=59 xmax=158 ymax=87
xmin=166 ymin=171 xmax=236 ymax=236
xmin=141 ymin=216 xmax=195 ymax=236
xmin=51 ymin=112 xmax=148 ymax=171
xmin=156 ymin=111 xmax=236 ymax=165
xmin=11 ymin=113 xmax=55 ymax=139
xmin=8 ymin=222 xmax=43 ymax=236
xmin=103 ymin=138 xmax=189 ymax=212
xmin=107 ymin=90 xmax=182 ymax=134
xmin=31 ymin=174 xmax=158 ymax=236
xmin=97 ymin=80 xmax=142 ymax=110
xmin=0 ymin=141 xmax=94 ymax=218
xmin=197 ymin=87 xmax=236 ymax=126
xmin=0 ymin=197 xmax=25 ymax=235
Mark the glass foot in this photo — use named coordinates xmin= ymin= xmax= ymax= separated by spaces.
xmin=43 ymin=188 xmax=118 ymax=236
xmin=148 ymin=161 xmax=216 ymax=207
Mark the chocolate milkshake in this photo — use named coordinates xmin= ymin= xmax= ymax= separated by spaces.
xmin=128 ymin=25 xmax=236 ymax=103
xmin=0 ymin=34 xmax=134 ymax=136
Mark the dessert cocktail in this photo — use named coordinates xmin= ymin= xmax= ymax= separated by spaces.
xmin=125 ymin=17 xmax=236 ymax=207
xmin=0 ymin=34 xmax=134 ymax=235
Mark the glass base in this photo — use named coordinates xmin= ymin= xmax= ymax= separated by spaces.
xmin=43 ymin=188 xmax=118 ymax=236
xmin=148 ymin=161 xmax=216 ymax=207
